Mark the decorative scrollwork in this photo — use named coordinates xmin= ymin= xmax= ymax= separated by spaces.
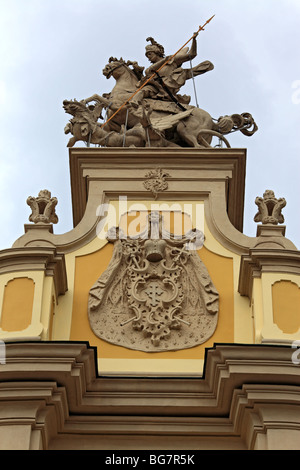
xmin=88 ymin=212 xmax=219 ymax=352
xmin=143 ymin=168 xmax=170 ymax=199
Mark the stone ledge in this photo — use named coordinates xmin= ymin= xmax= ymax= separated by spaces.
xmin=0 ymin=341 xmax=299 ymax=449
xmin=238 ymin=248 xmax=300 ymax=298
xmin=69 ymin=147 xmax=246 ymax=232
xmin=1 ymin=341 xmax=299 ymax=415
xmin=0 ymin=247 xmax=68 ymax=298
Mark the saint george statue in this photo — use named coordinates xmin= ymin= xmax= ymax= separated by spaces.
xmin=63 ymin=27 xmax=258 ymax=149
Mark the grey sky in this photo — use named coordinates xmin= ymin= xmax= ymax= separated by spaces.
xmin=0 ymin=0 xmax=299 ymax=249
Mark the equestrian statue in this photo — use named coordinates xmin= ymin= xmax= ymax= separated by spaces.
xmin=63 ymin=25 xmax=258 ymax=149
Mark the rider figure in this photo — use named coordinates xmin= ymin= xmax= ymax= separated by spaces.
xmin=131 ymin=34 xmax=214 ymax=108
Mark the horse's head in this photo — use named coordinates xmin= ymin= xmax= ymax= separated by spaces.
xmin=102 ymin=57 xmax=123 ymax=79
xmin=102 ymin=57 xmax=144 ymax=81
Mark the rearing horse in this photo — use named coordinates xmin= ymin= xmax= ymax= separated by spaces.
xmin=84 ymin=57 xmax=145 ymax=134
xmin=81 ymin=58 xmax=257 ymax=148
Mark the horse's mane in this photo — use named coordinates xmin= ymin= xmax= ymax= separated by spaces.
xmin=108 ymin=56 xmax=144 ymax=80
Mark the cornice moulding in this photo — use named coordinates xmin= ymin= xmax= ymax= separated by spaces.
xmin=1 ymin=342 xmax=299 ymax=449
xmin=1 ymin=341 xmax=299 ymax=416
xmin=10 ymin=147 xmax=254 ymax=255
xmin=239 ymin=248 xmax=300 ymax=297
xmin=0 ymin=247 xmax=68 ymax=297
xmin=69 ymin=147 xmax=247 ymax=232
xmin=10 ymin=148 xmax=298 ymax=257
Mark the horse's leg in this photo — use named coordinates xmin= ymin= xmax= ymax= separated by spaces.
xmin=84 ymin=94 xmax=109 ymax=107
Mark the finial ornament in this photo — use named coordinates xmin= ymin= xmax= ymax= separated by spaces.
xmin=27 ymin=190 xmax=58 ymax=224
xmin=254 ymin=190 xmax=286 ymax=225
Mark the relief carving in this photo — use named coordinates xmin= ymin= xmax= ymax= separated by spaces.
xmin=143 ymin=168 xmax=170 ymax=199
xmin=88 ymin=212 xmax=219 ymax=352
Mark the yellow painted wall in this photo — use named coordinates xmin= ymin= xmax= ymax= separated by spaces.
xmin=253 ymin=273 xmax=300 ymax=343
xmin=69 ymin=243 xmax=234 ymax=361
xmin=1 ymin=201 xmax=299 ymax=374
xmin=48 ymin=295 xmax=56 ymax=340
xmin=0 ymin=278 xmax=34 ymax=332
xmin=51 ymin=202 xmax=253 ymax=373
xmin=272 ymin=280 xmax=300 ymax=334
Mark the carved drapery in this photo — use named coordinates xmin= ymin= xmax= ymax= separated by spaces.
xmin=88 ymin=212 xmax=219 ymax=352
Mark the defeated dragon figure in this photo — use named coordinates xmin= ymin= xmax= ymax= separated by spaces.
xmin=63 ymin=99 xmax=181 ymax=148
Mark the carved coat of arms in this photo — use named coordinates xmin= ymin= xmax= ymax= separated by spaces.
xmin=88 ymin=212 xmax=219 ymax=352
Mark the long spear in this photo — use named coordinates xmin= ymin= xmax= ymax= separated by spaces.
xmin=100 ymin=15 xmax=215 ymax=129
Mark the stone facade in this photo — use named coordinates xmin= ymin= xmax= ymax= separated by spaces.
xmin=0 ymin=24 xmax=299 ymax=449
xmin=0 ymin=148 xmax=299 ymax=450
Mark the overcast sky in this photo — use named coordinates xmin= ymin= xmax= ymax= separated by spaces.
xmin=0 ymin=0 xmax=299 ymax=250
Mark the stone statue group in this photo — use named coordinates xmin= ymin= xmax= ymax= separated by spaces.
xmin=63 ymin=33 xmax=257 ymax=149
